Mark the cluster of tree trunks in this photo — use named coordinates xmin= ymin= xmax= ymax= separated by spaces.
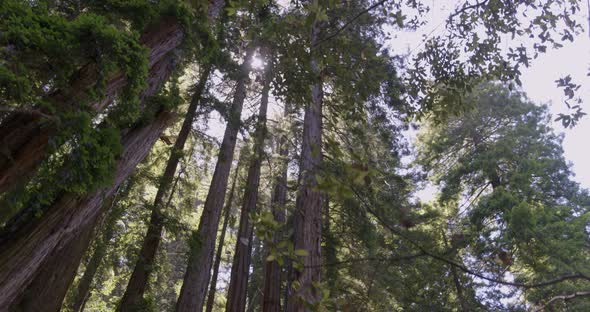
xmin=226 ymin=51 xmax=272 ymax=312
xmin=0 ymin=110 xmax=175 ymax=309
xmin=0 ymin=1 xmax=330 ymax=311
xmin=176 ymin=47 xmax=254 ymax=312
xmin=118 ymin=64 xmax=212 ymax=311
xmin=205 ymin=161 xmax=241 ymax=312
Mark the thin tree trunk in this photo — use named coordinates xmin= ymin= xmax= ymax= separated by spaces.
xmin=0 ymin=108 xmax=175 ymax=309
xmin=226 ymin=54 xmax=272 ymax=312
xmin=247 ymin=238 xmax=264 ymax=312
xmin=0 ymin=18 xmax=184 ymax=195
xmin=68 ymin=189 xmax=127 ymax=312
xmin=262 ymin=102 xmax=291 ymax=312
xmin=118 ymin=65 xmax=212 ymax=311
xmin=175 ymin=47 xmax=254 ymax=312
xmin=204 ymin=161 xmax=240 ymax=312
xmin=287 ymin=16 xmax=324 ymax=312
xmin=322 ymin=196 xmax=337 ymax=292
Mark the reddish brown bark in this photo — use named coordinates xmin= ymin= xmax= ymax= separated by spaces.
xmin=205 ymin=162 xmax=240 ymax=312
xmin=262 ymin=103 xmax=290 ymax=312
xmin=175 ymin=47 xmax=254 ymax=312
xmin=287 ymin=18 xmax=324 ymax=312
xmin=118 ymin=65 xmax=211 ymax=311
xmin=226 ymin=61 xmax=271 ymax=312
xmin=0 ymin=18 xmax=184 ymax=195
xmin=0 ymin=109 xmax=175 ymax=308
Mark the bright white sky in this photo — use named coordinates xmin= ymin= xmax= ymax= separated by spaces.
xmin=209 ymin=1 xmax=590 ymax=190
xmin=387 ymin=0 xmax=590 ymax=190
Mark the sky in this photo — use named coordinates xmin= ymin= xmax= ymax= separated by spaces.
xmin=206 ymin=0 xmax=590 ymax=292
xmin=386 ymin=0 xmax=590 ymax=190
xmin=209 ymin=1 xmax=590 ymax=191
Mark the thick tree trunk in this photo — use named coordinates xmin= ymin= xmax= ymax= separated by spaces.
xmin=204 ymin=162 xmax=240 ymax=312
xmin=0 ymin=18 xmax=184 ymax=195
xmin=261 ymin=103 xmax=290 ymax=312
xmin=0 ymin=108 xmax=175 ymax=309
xmin=226 ymin=60 xmax=271 ymax=312
xmin=287 ymin=18 xmax=324 ymax=312
xmin=175 ymin=47 xmax=253 ymax=312
xmin=118 ymin=65 xmax=212 ymax=311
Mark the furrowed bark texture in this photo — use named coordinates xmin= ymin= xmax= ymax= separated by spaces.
xmin=0 ymin=53 xmax=177 ymax=250
xmin=175 ymin=47 xmax=253 ymax=312
xmin=0 ymin=110 xmax=175 ymax=309
xmin=287 ymin=18 xmax=324 ymax=312
xmin=118 ymin=65 xmax=211 ymax=311
xmin=0 ymin=18 xmax=184 ymax=195
xmin=226 ymin=61 xmax=271 ymax=312
xmin=204 ymin=163 xmax=240 ymax=312
xmin=262 ymin=103 xmax=290 ymax=312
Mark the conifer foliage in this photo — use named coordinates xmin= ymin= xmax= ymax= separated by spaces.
xmin=0 ymin=0 xmax=589 ymax=311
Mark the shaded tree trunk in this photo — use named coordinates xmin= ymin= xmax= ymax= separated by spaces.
xmin=68 ymin=187 xmax=129 ymax=312
xmin=287 ymin=17 xmax=324 ymax=312
xmin=226 ymin=55 xmax=272 ymax=312
xmin=175 ymin=47 xmax=254 ymax=312
xmin=118 ymin=64 xmax=212 ymax=311
xmin=0 ymin=18 xmax=184 ymax=195
xmin=204 ymin=161 xmax=240 ymax=312
xmin=262 ymin=102 xmax=291 ymax=312
xmin=322 ymin=196 xmax=337 ymax=292
xmin=247 ymin=238 xmax=264 ymax=312
xmin=1 ymin=52 xmax=178 ymax=248
xmin=0 ymin=108 xmax=175 ymax=309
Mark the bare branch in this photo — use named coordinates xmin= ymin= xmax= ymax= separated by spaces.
xmin=448 ymin=0 xmax=490 ymax=20
xmin=534 ymin=290 xmax=590 ymax=311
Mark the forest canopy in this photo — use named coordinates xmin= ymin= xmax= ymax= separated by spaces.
xmin=0 ymin=0 xmax=588 ymax=311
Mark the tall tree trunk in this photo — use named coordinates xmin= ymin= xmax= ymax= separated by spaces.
xmin=0 ymin=18 xmax=184 ymax=195
xmin=226 ymin=55 xmax=271 ymax=312
xmin=118 ymin=65 xmax=212 ymax=311
xmin=262 ymin=103 xmax=291 ymax=312
xmin=68 ymin=187 xmax=128 ymax=312
xmin=287 ymin=17 xmax=324 ymax=312
xmin=0 ymin=108 xmax=175 ymax=309
xmin=247 ymin=238 xmax=264 ymax=312
xmin=175 ymin=47 xmax=254 ymax=312
xmin=204 ymin=161 xmax=240 ymax=312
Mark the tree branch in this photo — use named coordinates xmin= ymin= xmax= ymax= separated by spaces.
xmin=348 ymin=186 xmax=590 ymax=290
xmin=534 ymin=290 xmax=590 ymax=311
xmin=313 ymin=0 xmax=389 ymax=47
xmin=448 ymin=0 xmax=490 ymax=20
xmin=304 ymin=252 xmax=425 ymax=268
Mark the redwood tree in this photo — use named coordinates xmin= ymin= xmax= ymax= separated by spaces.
xmin=118 ymin=64 xmax=212 ymax=311
xmin=226 ymin=52 xmax=272 ymax=312
xmin=175 ymin=46 xmax=254 ymax=312
xmin=287 ymin=14 xmax=324 ymax=312
xmin=262 ymin=102 xmax=291 ymax=312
